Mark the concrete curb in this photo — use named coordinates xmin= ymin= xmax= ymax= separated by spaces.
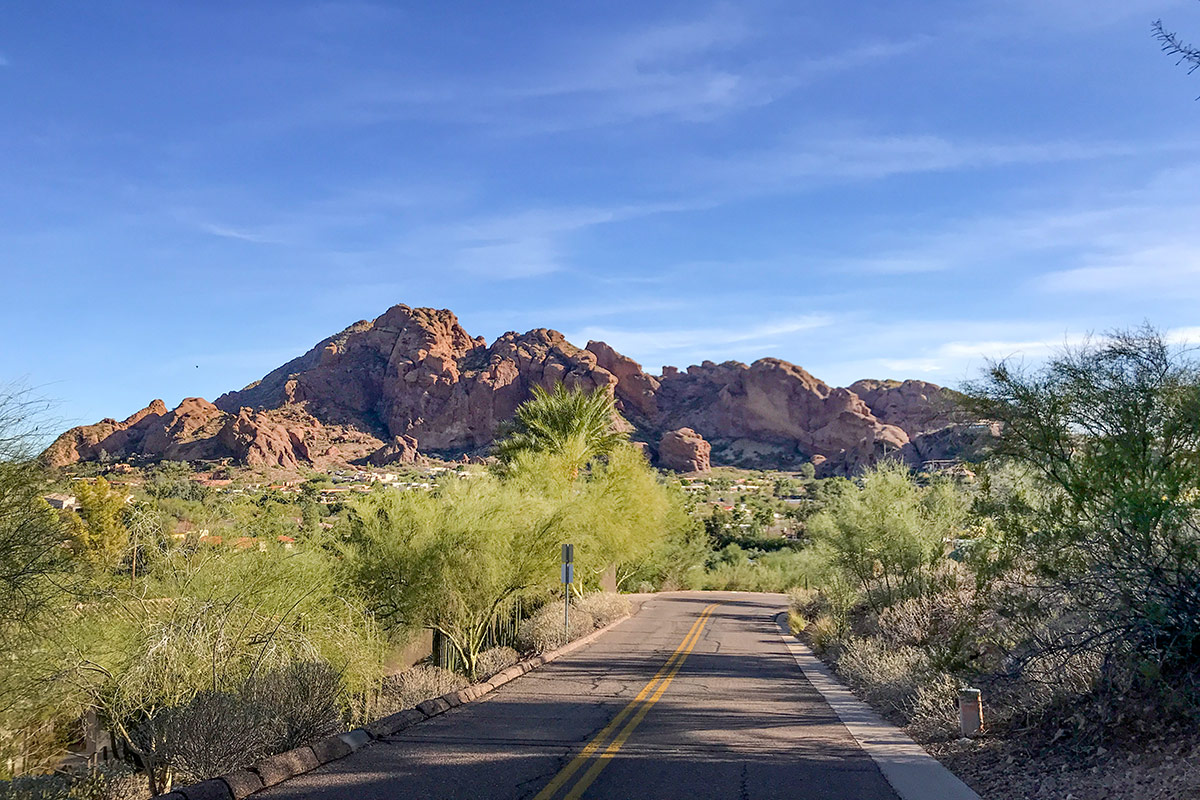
xmin=775 ymin=614 xmax=981 ymax=800
xmin=153 ymin=610 xmax=637 ymax=800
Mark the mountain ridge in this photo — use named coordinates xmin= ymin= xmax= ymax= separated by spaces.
xmin=44 ymin=303 xmax=978 ymax=474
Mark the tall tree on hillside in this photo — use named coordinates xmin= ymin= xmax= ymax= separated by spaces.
xmin=493 ymin=384 xmax=627 ymax=478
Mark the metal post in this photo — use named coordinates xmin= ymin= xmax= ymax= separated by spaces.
xmin=561 ymin=543 xmax=574 ymax=643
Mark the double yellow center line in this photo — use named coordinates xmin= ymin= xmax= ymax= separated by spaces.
xmin=533 ymin=603 xmax=720 ymax=800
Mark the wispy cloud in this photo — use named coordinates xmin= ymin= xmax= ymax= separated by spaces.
xmin=0 ymin=53 xmax=9 ymax=67
xmin=833 ymin=321 xmax=1200 ymax=387
xmin=1038 ymin=244 xmax=1200 ymax=296
xmin=197 ymin=221 xmax=286 ymax=245
xmin=694 ymin=134 xmax=1158 ymax=197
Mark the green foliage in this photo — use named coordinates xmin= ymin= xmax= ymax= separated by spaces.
xmin=144 ymin=463 xmax=210 ymax=502
xmin=698 ymin=547 xmax=831 ymax=592
xmin=24 ymin=544 xmax=382 ymax=792
xmin=343 ymin=469 xmax=562 ymax=679
xmin=964 ymin=326 xmax=1200 ymax=698
xmin=0 ymin=471 xmax=66 ymax=647
xmin=493 ymin=383 xmax=627 ymax=477
xmin=807 ymin=461 xmax=964 ymax=611
xmin=70 ymin=477 xmax=130 ymax=567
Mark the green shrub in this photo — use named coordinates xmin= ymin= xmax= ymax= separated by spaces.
xmin=807 ymin=462 xmax=964 ymax=612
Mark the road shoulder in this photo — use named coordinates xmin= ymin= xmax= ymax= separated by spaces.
xmin=774 ymin=614 xmax=981 ymax=800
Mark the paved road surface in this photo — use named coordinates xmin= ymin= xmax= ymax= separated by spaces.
xmin=259 ymin=592 xmax=900 ymax=800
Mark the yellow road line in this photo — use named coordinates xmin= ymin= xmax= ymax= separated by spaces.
xmin=532 ymin=603 xmax=719 ymax=800
xmin=562 ymin=606 xmax=716 ymax=799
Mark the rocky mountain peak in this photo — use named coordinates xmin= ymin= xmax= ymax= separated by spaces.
xmin=46 ymin=303 xmax=976 ymax=474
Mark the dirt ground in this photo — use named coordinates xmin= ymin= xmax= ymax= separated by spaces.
xmin=927 ymin=732 xmax=1200 ymax=799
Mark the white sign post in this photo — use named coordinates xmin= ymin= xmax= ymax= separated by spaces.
xmin=561 ymin=544 xmax=574 ymax=641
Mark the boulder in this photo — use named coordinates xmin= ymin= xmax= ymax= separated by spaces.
xmin=367 ymin=435 xmax=420 ymax=466
xmin=658 ymin=428 xmax=711 ymax=473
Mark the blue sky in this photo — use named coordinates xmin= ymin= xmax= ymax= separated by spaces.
xmin=3 ymin=0 xmax=1200 ymax=429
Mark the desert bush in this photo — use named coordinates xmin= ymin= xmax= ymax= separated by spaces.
xmin=807 ymin=462 xmax=965 ymax=612
xmin=575 ymin=593 xmax=630 ymax=628
xmin=836 ymin=637 xmax=930 ymax=717
xmin=788 ymin=576 xmax=857 ymax=624
xmin=0 ymin=762 xmax=146 ymax=800
xmin=242 ymin=661 xmax=344 ymax=751
xmin=375 ymin=665 xmax=468 ymax=717
xmin=787 ymin=587 xmax=822 ymax=619
xmin=965 ymin=327 xmax=1200 ymax=704
xmin=37 ymin=545 xmax=383 ymax=794
xmin=149 ymin=690 xmax=272 ymax=784
xmin=142 ymin=660 xmax=345 ymax=784
xmin=517 ymin=602 xmax=595 ymax=654
xmin=474 ymin=647 xmax=520 ymax=679
xmin=905 ymin=672 xmax=961 ymax=740
xmin=787 ymin=610 xmax=807 ymax=634
xmin=809 ymin=615 xmax=843 ymax=654
xmin=873 ymin=579 xmax=983 ymax=674
xmin=344 ymin=464 xmax=565 ymax=679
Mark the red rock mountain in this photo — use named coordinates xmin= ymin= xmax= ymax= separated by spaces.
xmin=45 ymin=304 xmax=973 ymax=474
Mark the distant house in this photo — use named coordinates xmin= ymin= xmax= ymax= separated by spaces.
xmin=44 ymin=493 xmax=79 ymax=511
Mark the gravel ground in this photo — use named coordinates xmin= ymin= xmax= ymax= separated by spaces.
xmin=794 ymin=629 xmax=1200 ymax=799
xmin=927 ymin=732 xmax=1200 ymax=799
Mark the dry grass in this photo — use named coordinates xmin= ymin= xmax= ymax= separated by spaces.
xmin=808 ymin=615 xmax=842 ymax=654
xmin=517 ymin=603 xmax=595 ymax=654
xmin=574 ymin=593 xmax=630 ymax=628
xmin=375 ymin=665 xmax=468 ymax=717
xmin=0 ymin=762 xmax=148 ymax=800
xmin=475 ymin=646 xmax=519 ymax=679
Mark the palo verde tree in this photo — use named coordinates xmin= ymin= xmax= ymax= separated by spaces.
xmin=806 ymin=460 xmax=964 ymax=612
xmin=964 ymin=326 xmax=1200 ymax=698
xmin=343 ymin=468 xmax=563 ymax=680
xmin=0 ymin=383 xmax=66 ymax=648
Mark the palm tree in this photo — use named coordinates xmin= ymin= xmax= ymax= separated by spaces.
xmin=493 ymin=383 xmax=627 ymax=477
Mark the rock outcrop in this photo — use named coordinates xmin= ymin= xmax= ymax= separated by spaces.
xmin=367 ymin=435 xmax=421 ymax=466
xmin=586 ymin=340 xmax=660 ymax=424
xmin=658 ymin=428 xmax=711 ymax=473
xmin=847 ymin=379 xmax=960 ymax=437
xmin=46 ymin=303 xmax=976 ymax=474
xmin=42 ymin=399 xmax=169 ymax=468
xmin=650 ymin=359 xmax=908 ymax=472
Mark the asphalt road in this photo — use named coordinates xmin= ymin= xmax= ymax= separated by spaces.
xmin=258 ymin=591 xmax=900 ymax=800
